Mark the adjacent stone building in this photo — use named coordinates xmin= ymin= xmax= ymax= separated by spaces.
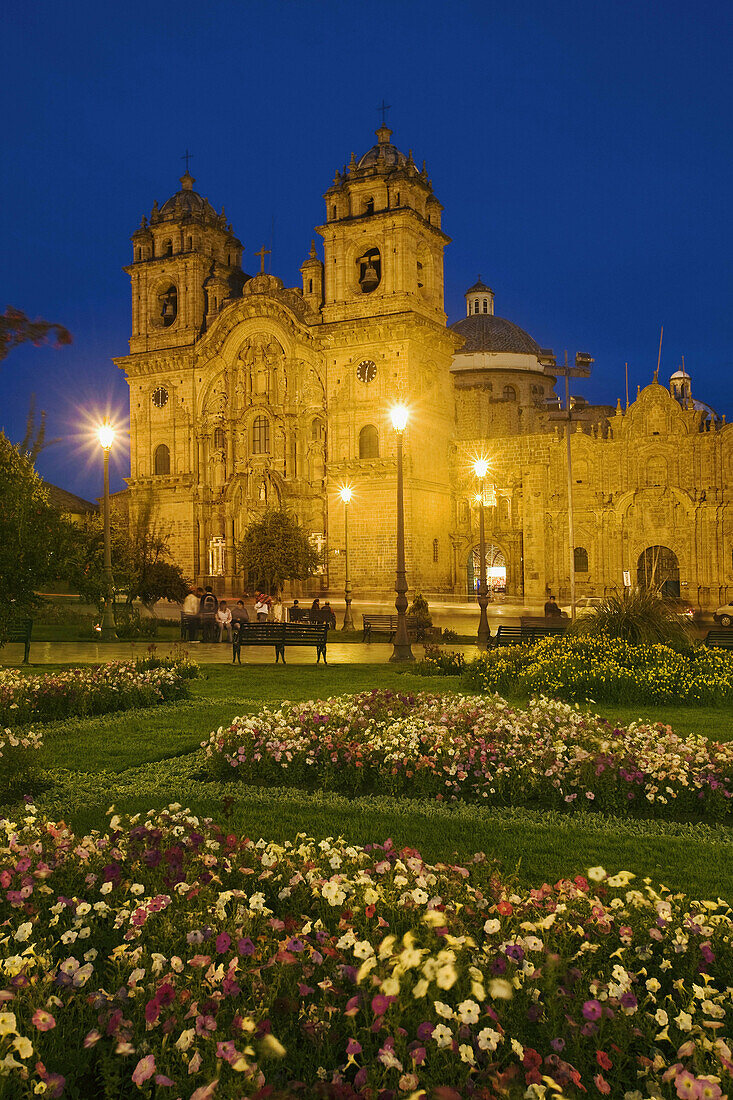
xmin=116 ymin=126 xmax=731 ymax=608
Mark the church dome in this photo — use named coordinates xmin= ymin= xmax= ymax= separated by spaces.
xmin=157 ymin=172 xmax=218 ymax=221
xmin=357 ymin=125 xmax=408 ymax=169
xmin=450 ymin=313 xmax=541 ymax=355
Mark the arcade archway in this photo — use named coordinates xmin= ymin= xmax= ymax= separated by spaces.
xmin=467 ymin=544 xmax=506 ymax=599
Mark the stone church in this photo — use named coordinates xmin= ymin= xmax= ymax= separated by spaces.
xmin=115 ymin=125 xmax=732 ymax=609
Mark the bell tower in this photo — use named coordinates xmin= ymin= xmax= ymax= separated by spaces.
xmin=317 ymin=125 xmax=448 ymax=325
xmin=125 ymin=171 xmax=245 ymax=353
xmin=319 ymin=125 xmax=460 ymax=594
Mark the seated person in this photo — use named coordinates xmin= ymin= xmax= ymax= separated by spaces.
xmin=544 ymin=595 xmax=562 ymax=619
xmin=216 ymin=600 xmax=233 ymax=643
xmin=199 ymin=586 xmax=219 ymax=641
xmin=322 ymin=600 xmax=337 ymax=630
xmin=231 ymin=599 xmax=250 ymax=623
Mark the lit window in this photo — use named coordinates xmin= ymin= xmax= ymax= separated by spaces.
xmin=503 ymin=385 xmax=516 ymax=401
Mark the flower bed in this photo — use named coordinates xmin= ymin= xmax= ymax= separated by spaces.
xmin=203 ymin=691 xmax=733 ymax=820
xmin=464 ymin=636 xmax=733 ymax=705
xmin=0 ymin=805 xmax=731 ymax=1098
xmin=0 ymin=657 xmax=197 ymax=728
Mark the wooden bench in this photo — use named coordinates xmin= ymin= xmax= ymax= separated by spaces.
xmin=493 ymin=621 xmax=567 ymax=647
xmin=7 ymin=619 xmax=32 ymax=664
xmin=362 ymin=614 xmax=427 ymax=642
xmin=493 ymin=625 xmax=524 ymax=647
xmin=703 ymin=629 xmax=733 ymax=650
xmin=233 ymin=621 xmax=329 ymax=664
xmin=520 ymin=617 xmax=568 ymax=642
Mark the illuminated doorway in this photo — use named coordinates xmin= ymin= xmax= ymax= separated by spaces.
xmin=467 ymin=544 xmax=506 ymax=599
xmin=636 ymin=545 xmax=680 ymax=598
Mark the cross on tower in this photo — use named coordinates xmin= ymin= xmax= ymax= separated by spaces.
xmin=255 ymin=245 xmax=271 ymax=274
xmin=377 ymin=100 xmax=391 ymax=126
xmin=181 ymin=149 xmax=193 ymax=171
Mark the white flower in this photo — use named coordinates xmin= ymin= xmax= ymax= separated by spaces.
xmin=432 ymin=1023 xmax=453 ymax=1048
xmin=587 ymin=866 xmax=607 ymax=883
xmin=434 ymin=1001 xmax=454 ymax=1019
xmin=674 ymin=1011 xmax=693 ymax=1031
xmin=459 ymin=1043 xmax=475 ymax=1064
xmin=484 ymin=919 xmax=501 ymax=934
xmin=457 ymin=999 xmax=480 ymax=1024
xmin=477 ymin=1027 xmax=501 ymax=1052
xmin=175 ymin=1028 xmax=195 ymax=1051
xmin=14 ymin=923 xmax=32 ymax=943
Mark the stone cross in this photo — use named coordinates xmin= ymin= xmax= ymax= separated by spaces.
xmin=255 ymin=245 xmax=271 ymax=274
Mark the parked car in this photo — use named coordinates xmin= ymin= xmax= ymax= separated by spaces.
xmin=559 ymin=596 xmax=604 ymax=617
xmin=714 ymin=604 xmax=733 ymax=627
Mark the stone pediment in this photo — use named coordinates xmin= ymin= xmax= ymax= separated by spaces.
xmin=195 ymin=291 xmax=321 ymax=362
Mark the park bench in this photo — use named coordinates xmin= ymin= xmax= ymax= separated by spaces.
xmin=492 ymin=621 xmax=567 ymax=647
xmin=493 ymin=625 xmax=524 ymax=647
xmin=361 ymin=614 xmax=428 ymax=642
xmin=233 ymin=621 xmax=329 ymax=664
xmin=703 ymin=628 xmax=733 ymax=650
xmin=7 ymin=619 xmax=32 ymax=664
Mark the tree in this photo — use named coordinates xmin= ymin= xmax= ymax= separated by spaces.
xmin=69 ymin=498 xmax=190 ymax=612
xmin=0 ymin=432 xmax=79 ymax=643
xmin=0 ymin=307 xmax=72 ymax=364
xmin=236 ymin=508 xmax=320 ymax=593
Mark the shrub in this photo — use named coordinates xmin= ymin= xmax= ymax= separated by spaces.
xmin=570 ymin=585 xmax=692 ymax=650
xmin=114 ymin=606 xmax=158 ymax=639
xmin=408 ymin=592 xmax=432 ymax=628
xmin=441 ymin=627 xmax=459 ymax=643
xmin=1 ymin=804 xmax=731 ymax=1099
xmin=203 ymin=690 xmax=733 ymax=820
xmin=464 ymin=635 xmax=733 ymax=705
xmin=413 ymin=645 xmax=465 ymax=676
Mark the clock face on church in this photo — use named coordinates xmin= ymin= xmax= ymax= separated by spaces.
xmin=356 ymin=359 xmax=377 ymax=384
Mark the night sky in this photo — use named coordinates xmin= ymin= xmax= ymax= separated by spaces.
xmin=1 ymin=0 xmax=731 ymax=500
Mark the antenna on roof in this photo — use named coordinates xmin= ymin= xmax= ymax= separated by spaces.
xmin=654 ymin=326 xmax=663 ymax=383
xmin=625 ymin=362 xmax=629 ymax=409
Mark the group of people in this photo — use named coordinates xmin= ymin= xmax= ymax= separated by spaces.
xmin=181 ymin=588 xmax=336 ymax=642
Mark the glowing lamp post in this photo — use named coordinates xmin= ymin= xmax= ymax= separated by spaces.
xmin=473 ymin=458 xmax=491 ymax=647
xmin=339 ymin=484 xmax=354 ymax=631
xmin=98 ymin=420 xmax=116 ymax=641
xmin=389 ymin=404 xmax=414 ymax=663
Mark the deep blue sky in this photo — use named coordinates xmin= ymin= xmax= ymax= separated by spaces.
xmin=1 ymin=0 xmax=731 ymax=499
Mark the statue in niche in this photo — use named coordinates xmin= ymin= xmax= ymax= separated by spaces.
xmin=238 ymin=333 xmax=285 ymax=403
xmin=206 ymin=373 xmax=228 ymax=421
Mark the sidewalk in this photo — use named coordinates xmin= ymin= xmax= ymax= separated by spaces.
xmin=0 ymin=640 xmax=484 ymax=667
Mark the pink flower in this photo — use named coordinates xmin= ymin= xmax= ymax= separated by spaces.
xmin=346 ymin=1039 xmax=362 ymax=1055
xmin=32 ymin=1009 xmax=56 ymax=1031
xmin=132 ymin=1055 xmax=156 ymax=1086
xmin=371 ymin=993 xmax=390 ymax=1016
xmin=675 ymin=1072 xmax=702 ymax=1100
xmin=594 ymin=1074 xmax=611 ymax=1095
xmin=190 ymin=1083 xmax=218 ymax=1100
xmin=215 ymin=932 xmax=231 ymax=954
xmin=582 ymin=999 xmax=602 ymax=1021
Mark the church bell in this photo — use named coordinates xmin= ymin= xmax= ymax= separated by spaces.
xmin=360 ymin=262 xmax=379 ymax=292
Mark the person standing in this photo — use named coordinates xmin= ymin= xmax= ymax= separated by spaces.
xmin=272 ymin=595 xmax=284 ymax=623
xmin=254 ymin=593 xmax=269 ymax=622
xmin=182 ymin=588 xmax=201 ymax=642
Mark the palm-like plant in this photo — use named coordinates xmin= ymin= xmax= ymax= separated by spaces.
xmin=570 ymin=586 xmax=693 ymax=650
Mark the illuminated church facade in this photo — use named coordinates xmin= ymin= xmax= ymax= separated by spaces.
xmin=116 ymin=126 xmax=733 ymax=609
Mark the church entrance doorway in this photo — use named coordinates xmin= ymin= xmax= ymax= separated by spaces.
xmin=637 ymin=546 xmax=680 ymax=598
xmin=467 ymin=544 xmax=506 ymax=600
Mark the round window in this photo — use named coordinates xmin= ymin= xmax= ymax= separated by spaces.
xmin=152 ymin=386 xmax=169 ymax=409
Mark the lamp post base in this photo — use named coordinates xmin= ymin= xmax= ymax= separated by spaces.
xmin=342 ymin=596 xmax=354 ymax=632
xmin=100 ymin=600 xmax=116 ymax=641
xmin=389 ymin=641 xmax=415 ymax=663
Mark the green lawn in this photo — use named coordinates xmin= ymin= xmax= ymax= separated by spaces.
xmin=12 ymin=663 xmax=733 ymax=900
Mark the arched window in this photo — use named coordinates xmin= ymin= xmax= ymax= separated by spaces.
xmin=503 ymin=385 xmax=517 ymax=401
xmin=331 ymin=205 xmax=336 ymax=221
xmin=187 ymin=237 xmax=193 ymax=250
xmin=482 ymin=298 xmax=488 ymax=313
xmin=364 ymin=196 xmax=375 ymax=215
xmin=213 ymin=427 xmax=225 ymax=451
xmin=308 ymin=278 xmax=313 ymax=293
xmin=135 ymin=247 xmax=141 ymax=261
xmin=154 ymin=444 xmax=170 ymax=476
xmin=252 ymin=416 xmax=270 ymax=454
xmin=474 ymin=299 xmax=480 ymax=314
xmin=358 ymin=248 xmax=381 ymax=293
xmin=159 ymin=285 xmax=177 ymax=327
xmin=311 ymin=418 xmax=325 ymax=442
xmin=162 ymin=239 xmax=173 ymax=257
xmin=359 ymin=424 xmax=379 ymax=459
xmin=433 ymin=538 xmax=439 ymax=563
xmin=574 ymin=546 xmax=589 ymax=573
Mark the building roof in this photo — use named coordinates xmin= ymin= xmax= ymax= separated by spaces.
xmin=450 ymin=313 xmax=541 ymax=355
xmin=465 ymin=277 xmax=493 ymax=294
xmin=157 ymin=172 xmax=218 ymax=222
xmin=357 ymin=125 xmax=408 ymax=170
xmin=43 ymin=482 xmax=98 ymax=515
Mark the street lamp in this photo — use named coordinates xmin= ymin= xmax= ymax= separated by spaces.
xmin=473 ymin=458 xmax=491 ymax=647
xmin=98 ymin=420 xmax=116 ymax=641
xmin=339 ymin=484 xmax=354 ymax=631
xmin=389 ymin=404 xmax=414 ymax=662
